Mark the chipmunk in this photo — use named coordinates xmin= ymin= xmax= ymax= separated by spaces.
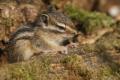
xmin=7 ymin=6 xmax=78 ymax=63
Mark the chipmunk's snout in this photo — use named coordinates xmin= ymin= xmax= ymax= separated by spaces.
xmin=65 ymin=25 xmax=77 ymax=34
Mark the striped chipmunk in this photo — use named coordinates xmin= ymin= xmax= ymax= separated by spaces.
xmin=7 ymin=6 xmax=78 ymax=63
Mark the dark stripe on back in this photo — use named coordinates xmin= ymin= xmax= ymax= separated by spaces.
xmin=9 ymin=36 xmax=33 ymax=45
xmin=11 ymin=27 xmax=34 ymax=40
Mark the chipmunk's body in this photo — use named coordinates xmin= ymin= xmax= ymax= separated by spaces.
xmin=8 ymin=7 xmax=77 ymax=63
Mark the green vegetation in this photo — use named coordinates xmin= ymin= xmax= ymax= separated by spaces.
xmin=0 ymin=55 xmax=51 ymax=80
xmin=0 ymin=52 xmax=120 ymax=80
xmin=64 ymin=5 xmax=116 ymax=34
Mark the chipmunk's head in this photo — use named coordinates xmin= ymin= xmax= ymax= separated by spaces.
xmin=35 ymin=8 xmax=77 ymax=34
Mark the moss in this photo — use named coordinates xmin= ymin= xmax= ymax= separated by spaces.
xmin=100 ymin=66 xmax=113 ymax=76
xmin=0 ymin=55 xmax=52 ymax=80
xmin=96 ymin=32 xmax=120 ymax=50
xmin=98 ymin=66 xmax=117 ymax=80
xmin=61 ymin=54 xmax=83 ymax=68
xmin=64 ymin=5 xmax=116 ymax=34
xmin=61 ymin=54 xmax=92 ymax=80
xmin=80 ymin=44 xmax=96 ymax=53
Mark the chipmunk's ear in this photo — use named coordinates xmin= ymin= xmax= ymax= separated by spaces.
xmin=35 ymin=14 xmax=49 ymax=26
xmin=41 ymin=14 xmax=49 ymax=26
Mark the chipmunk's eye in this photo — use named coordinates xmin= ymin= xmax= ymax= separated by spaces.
xmin=57 ymin=25 xmax=66 ymax=30
xmin=56 ymin=22 xmax=66 ymax=30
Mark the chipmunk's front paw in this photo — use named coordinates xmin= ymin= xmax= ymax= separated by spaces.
xmin=58 ymin=47 xmax=68 ymax=54
xmin=67 ymin=43 xmax=78 ymax=48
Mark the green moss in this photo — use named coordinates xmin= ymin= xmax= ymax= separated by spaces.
xmin=61 ymin=54 xmax=92 ymax=79
xmin=98 ymin=66 xmax=116 ymax=80
xmin=100 ymin=66 xmax=113 ymax=76
xmin=96 ymin=32 xmax=120 ymax=50
xmin=61 ymin=54 xmax=83 ymax=68
xmin=64 ymin=5 xmax=116 ymax=34
xmin=0 ymin=55 xmax=52 ymax=80
xmin=81 ymin=44 xmax=96 ymax=52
